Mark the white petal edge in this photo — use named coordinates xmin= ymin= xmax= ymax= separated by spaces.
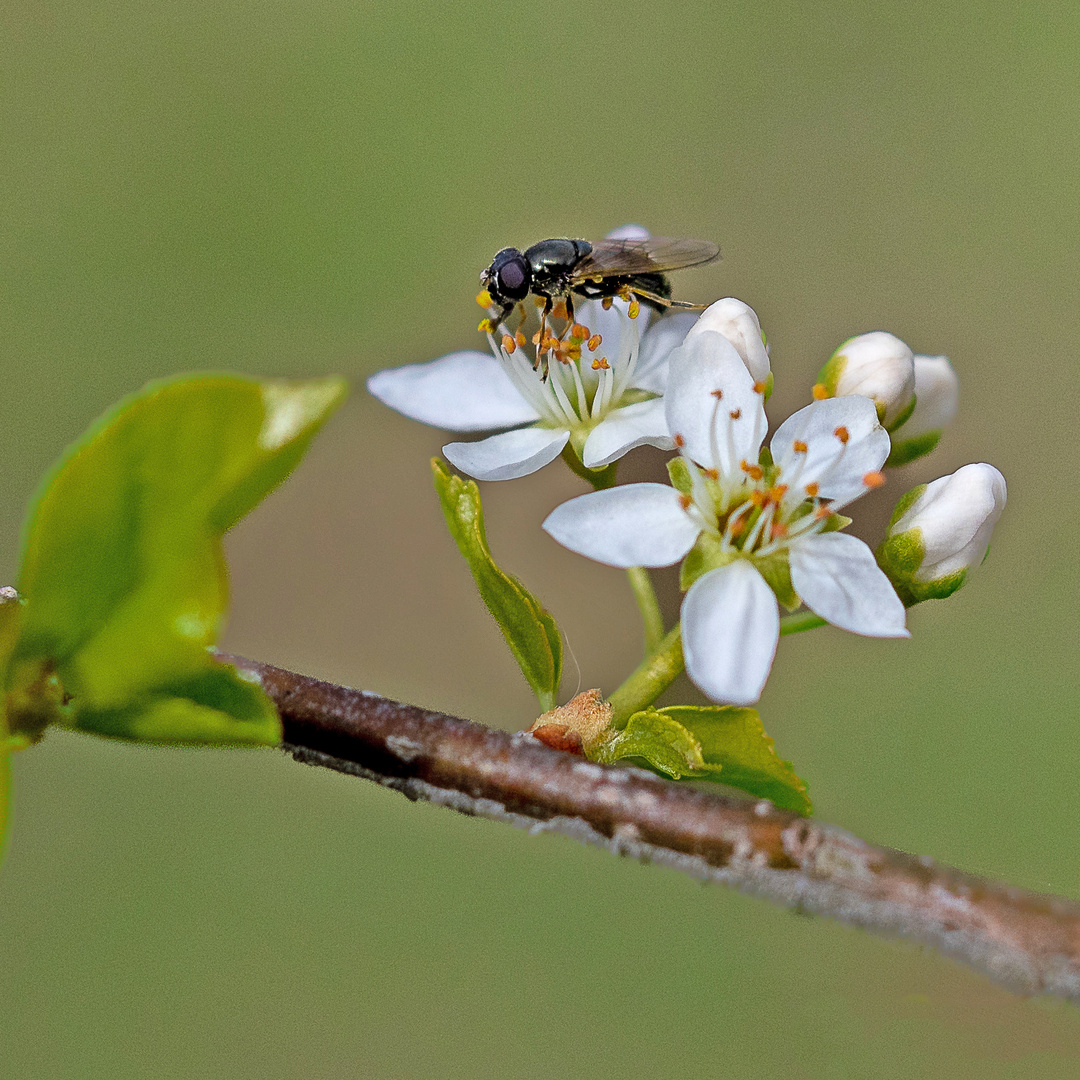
xmin=367 ymin=351 xmax=540 ymax=432
xmin=443 ymin=426 xmax=569 ymax=481
xmin=682 ymin=561 xmax=780 ymax=705
xmin=542 ymin=483 xmax=700 ymax=568
xmin=664 ymin=332 xmax=767 ymax=475
xmin=582 ymin=397 xmax=675 ymax=468
xmin=789 ymin=532 xmax=908 ymax=637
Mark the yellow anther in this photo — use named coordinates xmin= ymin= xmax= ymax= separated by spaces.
xmin=602 ymin=297 xmax=614 ymax=310
xmin=678 ymin=494 xmax=693 ymax=511
xmin=740 ymin=461 xmax=764 ymax=481
xmin=515 ymin=332 xmax=527 ymax=347
xmin=753 ymin=381 xmax=767 ymax=394
xmin=591 ymin=357 xmax=610 ymax=370
xmin=476 ymin=290 xmax=493 ymax=308
xmin=805 ymin=482 xmax=819 ymax=497
xmin=703 ymin=468 xmax=719 ymax=480
xmin=863 ymin=471 xmax=886 ymax=489
xmin=750 ymin=490 xmax=768 ymax=507
xmin=673 ymin=433 xmax=686 ymax=448
xmin=812 ymin=383 xmax=831 ymax=400
xmin=768 ymin=484 xmax=789 ymax=501
xmin=793 ymin=440 xmax=808 ymax=454
xmin=564 ymin=345 xmax=581 ymax=362
xmin=570 ymin=323 xmax=590 ymax=341
xmin=834 ymin=426 xmax=850 ymax=444
xmin=711 ymin=388 xmax=723 ymax=399
xmin=501 ymin=334 xmax=516 ymax=355
xmin=552 ymin=301 xmax=569 ymax=321
xmin=628 ymin=299 xmax=640 ymax=319
xmin=587 ymin=334 xmax=602 ymax=351
xmin=478 ymin=318 xmax=495 ymax=333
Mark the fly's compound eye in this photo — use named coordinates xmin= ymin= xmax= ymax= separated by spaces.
xmin=486 ymin=248 xmax=531 ymax=302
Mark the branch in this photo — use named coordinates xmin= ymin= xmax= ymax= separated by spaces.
xmin=221 ymin=653 xmax=1080 ymax=1003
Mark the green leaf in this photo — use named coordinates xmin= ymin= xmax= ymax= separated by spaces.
xmin=9 ymin=373 xmax=346 ymax=746
xmin=432 ymin=459 xmax=562 ymax=710
xmin=594 ymin=707 xmax=707 ymax=779
xmin=660 ymin=705 xmax=812 ymax=814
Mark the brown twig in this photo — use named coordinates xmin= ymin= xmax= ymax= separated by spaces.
xmin=220 ymin=653 xmax=1080 ymax=1003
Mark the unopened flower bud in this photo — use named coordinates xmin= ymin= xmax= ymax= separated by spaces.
xmin=887 ymin=354 xmax=960 ymax=466
xmin=686 ymin=298 xmax=771 ymax=384
xmin=877 ymin=463 xmax=1006 ymax=604
xmin=815 ymin=331 xmax=915 ymax=430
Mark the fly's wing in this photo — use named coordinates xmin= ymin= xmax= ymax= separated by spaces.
xmin=570 ymin=237 xmax=720 ymax=281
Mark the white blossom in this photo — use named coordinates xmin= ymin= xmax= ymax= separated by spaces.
xmin=544 ymin=332 xmax=907 ymax=705
xmin=816 ymin=331 xmax=916 ymax=430
xmin=879 ymin=463 xmax=1006 ymax=601
xmin=686 ymin=297 xmax=771 ymax=383
xmin=887 ymin=354 xmax=960 ymax=464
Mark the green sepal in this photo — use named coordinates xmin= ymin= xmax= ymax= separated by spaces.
xmin=886 ymin=429 xmax=942 ymax=468
xmin=762 ymin=370 xmax=775 ymax=401
xmin=679 ymin=532 xmax=732 ymax=591
xmin=666 ymin=457 xmax=694 ymax=496
xmin=661 ymin=705 xmax=812 ymax=814
xmin=754 ymin=550 xmax=800 ymax=612
xmin=815 ymin=352 xmax=846 ymax=395
xmin=818 ymin=512 xmax=852 ymax=535
xmin=877 ymin=528 xmax=968 ymax=606
xmin=885 ymin=392 xmax=917 ymax=434
xmin=9 ymin=373 xmax=347 ymax=746
xmin=887 ymin=483 xmax=927 ymax=529
xmin=432 ymin=459 xmax=562 ymax=710
xmin=593 ymin=707 xmax=707 ymax=779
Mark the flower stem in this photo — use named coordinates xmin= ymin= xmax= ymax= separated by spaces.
xmin=560 ymin=443 xmax=617 ymax=489
xmin=607 ymin=625 xmax=684 ymax=727
xmin=626 ymin=566 xmax=665 ymax=657
xmin=779 ymin=610 xmax=827 ymax=636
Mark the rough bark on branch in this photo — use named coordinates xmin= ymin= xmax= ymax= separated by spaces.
xmin=220 ymin=653 xmax=1080 ymax=1003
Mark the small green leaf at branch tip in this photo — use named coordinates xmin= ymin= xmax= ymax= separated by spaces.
xmin=593 ymin=708 xmax=707 ymax=779
xmin=660 ymin=705 xmax=811 ymax=814
xmin=595 ymin=705 xmax=811 ymax=814
xmin=432 ymin=459 xmax=562 ymax=709
xmin=9 ymin=373 xmax=347 ymax=746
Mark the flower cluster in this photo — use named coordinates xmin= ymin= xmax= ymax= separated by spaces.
xmin=369 ymin=231 xmax=1006 ymax=710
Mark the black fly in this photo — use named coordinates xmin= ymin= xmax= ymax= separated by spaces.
xmin=478 ymin=236 xmax=720 ymax=374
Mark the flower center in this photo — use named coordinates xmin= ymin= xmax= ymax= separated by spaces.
xmin=486 ymin=309 xmax=642 ymax=431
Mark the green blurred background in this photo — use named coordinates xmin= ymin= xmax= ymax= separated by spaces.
xmin=3 ymin=0 xmax=1080 ymax=1076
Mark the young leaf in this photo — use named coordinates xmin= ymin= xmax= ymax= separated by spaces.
xmin=594 ymin=707 xmax=707 ymax=779
xmin=432 ymin=459 xmax=562 ymax=710
xmin=660 ymin=705 xmax=811 ymax=814
xmin=8 ymin=374 xmax=347 ymax=746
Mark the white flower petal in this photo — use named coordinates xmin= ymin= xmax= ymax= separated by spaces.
xmin=771 ymin=395 xmax=890 ymax=506
xmin=368 ymin=351 xmax=540 ymax=432
xmin=443 ymin=426 xmax=569 ymax=481
xmin=542 ymin=483 xmax=700 ymax=568
xmin=681 ymin=561 xmax=779 ymax=705
xmin=789 ymin=532 xmax=908 ymax=637
xmin=686 ymin=298 xmax=771 ymax=383
xmin=906 ymin=354 xmax=960 ymax=437
xmin=581 ymin=398 xmax=674 ymax=468
xmin=664 ymin=332 xmax=767 ymax=475
xmin=633 ymin=312 xmax=698 ymax=393
xmin=829 ymin=331 xmax=916 ymax=428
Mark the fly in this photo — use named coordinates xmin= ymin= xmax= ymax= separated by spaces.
xmin=477 ymin=236 xmax=720 ymax=374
